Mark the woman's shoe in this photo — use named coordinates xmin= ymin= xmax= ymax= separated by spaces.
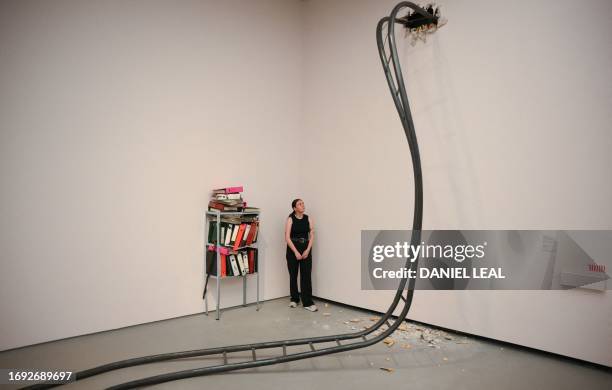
xmin=304 ymin=305 xmax=318 ymax=312
xmin=289 ymin=301 xmax=298 ymax=308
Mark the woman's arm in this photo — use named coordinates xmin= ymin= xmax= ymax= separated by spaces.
xmin=303 ymin=216 xmax=314 ymax=257
xmin=285 ymin=217 xmax=302 ymax=259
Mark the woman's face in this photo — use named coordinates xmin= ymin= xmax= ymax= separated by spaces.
xmin=294 ymin=200 xmax=305 ymax=213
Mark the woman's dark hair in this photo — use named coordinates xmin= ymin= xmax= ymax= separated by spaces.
xmin=289 ymin=198 xmax=302 ymax=217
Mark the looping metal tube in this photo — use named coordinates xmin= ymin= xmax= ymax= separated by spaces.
xmin=22 ymin=3 xmax=433 ymax=389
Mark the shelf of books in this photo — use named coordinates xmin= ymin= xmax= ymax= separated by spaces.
xmin=203 ymin=185 xmax=260 ymax=320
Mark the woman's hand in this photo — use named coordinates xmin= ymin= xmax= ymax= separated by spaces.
xmin=302 ymin=248 xmax=310 ymax=259
xmin=286 ymin=217 xmax=302 ymax=259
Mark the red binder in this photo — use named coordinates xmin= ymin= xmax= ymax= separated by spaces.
xmin=247 ymin=249 xmax=258 ymax=273
xmin=221 ymin=253 xmax=227 ymax=277
xmin=248 ymin=250 xmax=254 ymax=274
xmin=246 ymin=222 xmax=258 ymax=245
xmin=232 ymin=223 xmax=247 ymax=250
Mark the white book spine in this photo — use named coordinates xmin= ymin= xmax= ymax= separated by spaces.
xmin=237 ymin=253 xmax=246 ymax=275
xmin=230 ymin=255 xmax=239 ymax=276
xmin=231 ymin=224 xmax=240 ymax=244
xmin=241 ymin=252 xmax=249 ymax=274
xmin=224 ymin=225 xmax=233 ymax=245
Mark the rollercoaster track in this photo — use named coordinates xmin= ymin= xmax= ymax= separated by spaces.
xmin=22 ymin=2 xmax=435 ymax=388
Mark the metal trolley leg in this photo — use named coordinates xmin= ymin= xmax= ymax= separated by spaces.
xmin=256 ymin=268 xmax=260 ymax=311
xmin=243 ymin=275 xmax=247 ymax=307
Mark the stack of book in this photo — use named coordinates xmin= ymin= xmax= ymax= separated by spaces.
xmin=206 ymin=214 xmax=259 ymax=277
xmin=207 ymin=214 xmax=259 ymax=250
xmin=208 ymin=186 xmax=261 ymax=213
xmin=206 ymin=245 xmax=258 ymax=277
xmin=208 ymin=186 xmax=245 ymax=212
xmin=206 ymin=186 xmax=260 ymax=278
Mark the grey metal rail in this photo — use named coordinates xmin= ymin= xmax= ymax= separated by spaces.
xmin=22 ymin=2 xmax=439 ymax=388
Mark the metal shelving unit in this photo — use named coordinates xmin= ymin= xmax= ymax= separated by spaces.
xmin=204 ymin=209 xmax=260 ymax=320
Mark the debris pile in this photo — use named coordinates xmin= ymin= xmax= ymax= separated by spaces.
xmin=324 ymin=309 xmax=471 ymax=349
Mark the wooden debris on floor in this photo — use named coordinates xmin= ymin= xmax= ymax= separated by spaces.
xmin=383 ymin=337 xmax=395 ymax=347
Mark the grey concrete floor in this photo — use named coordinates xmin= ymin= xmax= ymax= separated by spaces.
xmin=0 ymin=297 xmax=610 ymax=389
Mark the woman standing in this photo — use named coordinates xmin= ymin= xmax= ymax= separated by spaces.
xmin=285 ymin=199 xmax=317 ymax=311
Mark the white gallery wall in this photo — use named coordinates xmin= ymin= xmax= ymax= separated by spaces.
xmin=301 ymin=0 xmax=612 ymax=366
xmin=1 ymin=0 xmax=611 ymax=367
xmin=0 ymin=0 xmax=303 ymax=351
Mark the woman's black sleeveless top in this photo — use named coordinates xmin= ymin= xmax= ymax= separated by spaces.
xmin=287 ymin=213 xmax=310 ymax=254
xmin=290 ymin=213 xmax=310 ymax=240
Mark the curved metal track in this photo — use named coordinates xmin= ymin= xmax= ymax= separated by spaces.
xmin=23 ymin=2 xmax=434 ymax=388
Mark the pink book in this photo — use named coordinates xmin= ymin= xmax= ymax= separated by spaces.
xmin=207 ymin=244 xmax=230 ymax=255
xmin=213 ymin=186 xmax=243 ymax=194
